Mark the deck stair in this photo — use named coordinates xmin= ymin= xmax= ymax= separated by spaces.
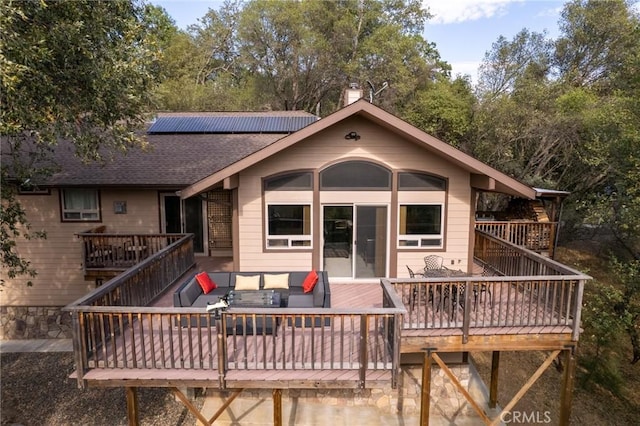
xmin=531 ymin=200 xmax=550 ymax=222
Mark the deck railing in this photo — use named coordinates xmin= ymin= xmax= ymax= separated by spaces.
xmin=388 ymin=230 xmax=590 ymax=343
xmin=474 ymin=229 xmax=579 ymax=277
xmin=389 ymin=274 xmax=587 ymax=343
xmin=70 ymin=234 xmax=195 ymax=308
xmin=76 ymin=229 xmax=187 ymax=270
xmin=65 ymin=279 xmax=405 ymax=389
xmin=65 ymin=234 xmax=196 ymax=384
xmin=475 ymin=221 xmax=557 ymax=256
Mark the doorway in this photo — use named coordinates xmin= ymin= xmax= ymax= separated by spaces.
xmin=160 ymin=193 xmax=206 ymax=255
xmin=322 ymin=205 xmax=387 ymax=279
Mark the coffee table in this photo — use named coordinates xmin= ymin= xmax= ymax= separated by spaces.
xmin=225 ymin=290 xmax=281 ymax=335
xmin=227 ymin=289 xmax=282 ymax=307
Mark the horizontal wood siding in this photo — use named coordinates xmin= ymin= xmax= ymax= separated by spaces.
xmin=4 ymin=189 xmax=161 ymax=306
xmin=238 ymin=117 xmax=472 ymax=276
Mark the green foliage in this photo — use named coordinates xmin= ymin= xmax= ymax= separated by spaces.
xmin=1 ymin=0 xmax=161 ymax=284
xmin=474 ymin=0 xmax=640 ymax=259
xmin=555 ymin=0 xmax=639 ymax=89
xmin=579 ymin=281 xmax=626 ymax=393
xmin=611 ymin=259 xmax=640 ymax=363
xmin=401 ymin=76 xmax=475 ymax=147
xmin=0 ymin=181 xmax=44 ymax=287
xmin=154 ymin=0 xmax=448 ymax=115
xmin=579 ymin=257 xmax=640 ymax=393
xmin=477 ymin=29 xmax=552 ymax=99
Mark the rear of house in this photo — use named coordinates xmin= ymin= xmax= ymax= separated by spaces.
xmin=1 ymin=100 xmax=535 ymax=338
xmin=232 ymin=114 xmax=476 ymax=278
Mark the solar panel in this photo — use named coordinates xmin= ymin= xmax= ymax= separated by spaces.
xmin=147 ymin=115 xmax=317 ymax=134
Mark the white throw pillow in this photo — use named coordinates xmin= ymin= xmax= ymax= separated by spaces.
xmin=263 ymin=273 xmax=289 ymax=289
xmin=234 ymin=275 xmax=260 ymax=291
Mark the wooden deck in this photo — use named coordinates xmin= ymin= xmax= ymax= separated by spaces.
xmin=64 ymin=230 xmax=591 ymax=426
xmin=66 ymin=231 xmax=588 ymax=391
xmin=71 ymin=278 xmax=578 ymax=389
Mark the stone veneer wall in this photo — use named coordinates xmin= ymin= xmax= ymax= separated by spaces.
xmin=0 ymin=306 xmax=72 ymax=340
xmin=204 ymin=364 xmax=489 ymax=419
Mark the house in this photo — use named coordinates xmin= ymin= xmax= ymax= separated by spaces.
xmin=2 ymin=97 xmax=588 ymax=424
xmin=2 ymin=98 xmax=537 ymax=322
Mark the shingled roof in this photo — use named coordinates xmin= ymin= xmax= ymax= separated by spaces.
xmin=4 ymin=111 xmax=317 ymax=188
xmin=42 ymin=133 xmax=284 ymax=187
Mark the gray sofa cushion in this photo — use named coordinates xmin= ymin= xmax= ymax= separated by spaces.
xmin=181 ymin=276 xmax=203 ymax=307
xmin=288 ymin=272 xmax=308 ymax=288
xmin=190 ymin=288 xmax=228 ymax=308
xmin=209 ymin=273 xmax=232 ymax=288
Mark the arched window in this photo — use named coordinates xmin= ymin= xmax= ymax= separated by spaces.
xmin=398 ymin=172 xmax=446 ymax=191
xmin=264 ymin=171 xmax=313 ymax=191
xmin=320 ymin=161 xmax=391 ymax=190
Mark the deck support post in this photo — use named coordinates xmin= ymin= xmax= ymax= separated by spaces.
xmin=420 ymin=348 xmax=433 ymax=426
xmin=273 ymin=389 xmax=283 ymax=426
xmin=359 ymin=315 xmax=369 ymax=388
xmin=217 ymin=315 xmax=227 ymax=389
xmin=559 ymin=348 xmax=576 ymax=426
xmin=489 ymin=351 xmax=500 ymax=408
xmin=126 ymin=387 xmax=139 ymax=426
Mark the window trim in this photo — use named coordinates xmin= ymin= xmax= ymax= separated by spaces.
xmin=60 ymin=188 xmax=102 ymax=222
xmin=265 ymin=203 xmax=312 ymax=250
xmin=397 ymin=203 xmax=444 ymax=249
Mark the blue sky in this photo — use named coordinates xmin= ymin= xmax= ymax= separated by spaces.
xmin=151 ymin=0 xmax=567 ymax=83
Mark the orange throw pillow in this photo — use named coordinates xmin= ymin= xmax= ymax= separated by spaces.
xmin=196 ymin=272 xmax=217 ymax=294
xmin=302 ymin=271 xmax=319 ymax=293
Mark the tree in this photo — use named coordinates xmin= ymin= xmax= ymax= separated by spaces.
xmin=155 ymin=0 xmax=448 ymax=116
xmin=474 ymin=0 xmax=640 ymax=368
xmin=0 ymin=0 xmax=161 ymax=285
xmin=555 ymin=0 xmax=639 ymax=89
xmin=477 ymin=29 xmax=552 ymax=99
xmin=473 ymin=0 xmax=640 ymax=199
xmin=400 ymin=76 xmax=475 ymax=148
xmin=473 ymin=29 xmax=570 ymax=189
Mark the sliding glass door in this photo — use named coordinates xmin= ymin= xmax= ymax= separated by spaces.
xmin=160 ymin=193 xmax=206 ymax=254
xmin=322 ymin=205 xmax=387 ymax=279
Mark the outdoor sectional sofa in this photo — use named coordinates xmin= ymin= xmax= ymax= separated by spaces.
xmin=173 ymin=271 xmax=331 ymax=331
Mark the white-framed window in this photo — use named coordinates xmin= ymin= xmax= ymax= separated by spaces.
xmin=61 ymin=188 xmax=100 ymax=221
xmin=266 ymin=204 xmax=311 ymax=249
xmin=398 ymin=204 xmax=443 ymax=248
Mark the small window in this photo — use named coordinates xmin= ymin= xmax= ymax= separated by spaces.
xmin=264 ymin=172 xmax=313 ymax=191
xmin=18 ymin=185 xmax=51 ymax=195
xmin=61 ymin=189 xmax=100 ymax=221
xmin=398 ymin=172 xmax=446 ymax=191
xmin=320 ymin=161 xmax=391 ymax=190
xmin=266 ymin=204 xmax=311 ymax=249
xmin=398 ymin=204 xmax=443 ymax=248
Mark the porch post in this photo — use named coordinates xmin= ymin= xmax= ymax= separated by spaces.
xmin=126 ymin=387 xmax=139 ymax=426
xmin=273 ymin=388 xmax=283 ymax=426
xmin=559 ymin=348 xmax=576 ymax=426
xmin=489 ymin=351 xmax=500 ymax=408
xmin=420 ymin=349 xmax=433 ymax=425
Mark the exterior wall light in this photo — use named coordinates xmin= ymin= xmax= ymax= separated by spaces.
xmin=345 ymin=131 xmax=361 ymax=141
